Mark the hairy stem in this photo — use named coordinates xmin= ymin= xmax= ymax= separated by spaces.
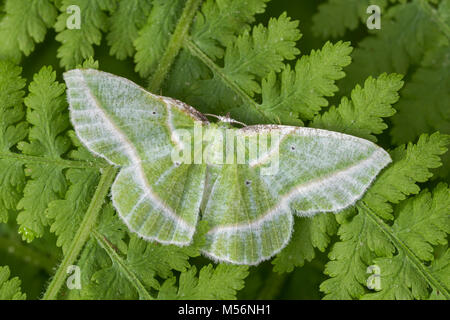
xmin=184 ymin=39 xmax=271 ymax=122
xmin=148 ymin=0 xmax=204 ymax=92
xmin=358 ymin=201 xmax=450 ymax=299
xmin=42 ymin=166 xmax=118 ymax=300
xmin=92 ymin=230 xmax=153 ymax=300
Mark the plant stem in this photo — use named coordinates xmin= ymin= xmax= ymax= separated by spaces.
xmin=358 ymin=201 xmax=450 ymax=299
xmin=148 ymin=0 xmax=204 ymax=92
xmin=92 ymin=230 xmax=154 ymax=300
xmin=184 ymin=39 xmax=272 ymax=122
xmin=42 ymin=166 xmax=118 ymax=300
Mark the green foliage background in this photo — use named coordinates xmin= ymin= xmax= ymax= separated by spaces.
xmin=0 ymin=0 xmax=449 ymax=300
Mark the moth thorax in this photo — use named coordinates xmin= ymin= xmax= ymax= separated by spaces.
xmin=203 ymin=128 xmax=228 ymax=165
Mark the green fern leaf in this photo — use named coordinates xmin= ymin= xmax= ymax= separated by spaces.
xmin=255 ymin=41 xmax=352 ymax=124
xmin=339 ymin=0 xmax=447 ymax=94
xmin=272 ymin=213 xmax=337 ymax=273
xmin=391 ymin=45 xmax=450 ymax=179
xmin=0 ymin=61 xmax=27 ymax=223
xmin=392 ymin=45 xmax=449 ymax=144
xmin=429 ymin=248 xmax=450 ymax=299
xmin=312 ymin=73 xmax=404 ymax=142
xmin=47 ymin=167 xmax=98 ymax=253
xmin=73 ymin=216 xmax=208 ymax=299
xmin=16 ymin=66 xmax=70 ymax=242
xmin=312 ymin=0 xmax=387 ymax=38
xmin=0 ymin=0 xmax=57 ymax=62
xmin=0 ymin=265 xmax=26 ymax=299
xmin=362 ymin=183 xmax=450 ymax=299
xmin=320 ymin=207 xmax=393 ymax=299
xmin=364 ymin=133 xmax=450 ymax=220
xmin=107 ymin=0 xmax=152 ymax=60
xmin=63 ymin=203 xmax=128 ymax=299
xmin=170 ymin=13 xmax=303 ymax=119
xmin=47 ymin=129 xmax=104 ymax=254
xmin=320 ymin=133 xmax=450 ymax=299
xmin=55 ymin=0 xmax=116 ymax=69
xmin=191 ymin=0 xmax=269 ymax=59
xmin=134 ymin=0 xmax=185 ymax=78
xmin=165 ymin=0 xmax=270 ymax=101
xmin=158 ymin=264 xmax=249 ymax=299
xmin=123 ymin=222 xmax=208 ymax=281
xmin=214 ymin=12 xmax=301 ymax=97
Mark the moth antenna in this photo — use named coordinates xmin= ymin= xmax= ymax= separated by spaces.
xmin=204 ymin=113 xmax=247 ymax=127
xmin=204 ymin=113 xmax=221 ymax=120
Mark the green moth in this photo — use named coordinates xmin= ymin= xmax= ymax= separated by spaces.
xmin=64 ymin=69 xmax=391 ymax=265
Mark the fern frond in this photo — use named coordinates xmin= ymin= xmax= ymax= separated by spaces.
xmin=134 ymin=0 xmax=185 ymax=78
xmin=88 ymin=207 xmax=155 ymax=300
xmin=339 ymin=0 xmax=448 ymax=94
xmin=0 ymin=0 xmax=57 ymax=62
xmin=170 ymin=14 xmax=304 ymax=120
xmin=255 ymin=41 xmax=353 ymax=124
xmin=47 ymin=135 xmax=100 ymax=254
xmin=165 ymin=0 xmax=270 ymax=104
xmin=43 ymin=165 xmax=118 ymax=300
xmin=46 ymin=128 xmax=103 ymax=256
xmin=16 ymin=66 xmax=70 ymax=242
xmin=429 ymin=248 xmax=450 ymax=299
xmin=63 ymin=203 xmax=127 ymax=299
xmin=0 ymin=61 xmax=27 ymax=223
xmin=55 ymin=0 xmax=116 ymax=69
xmin=188 ymin=12 xmax=301 ymax=112
xmin=158 ymin=264 xmax=249 ymax=299
xmin=312 ymin=73 xmax=404 ymax=142
xmin=0 ymin=265 xmax=26 ymax=299
xmin=320 ymin=207 xmax=392 ymax=299
xmin=107 ymin=0 xmax=152 ymax=60
xmin=391 ymin=45 xmax=449 ymax=143
xmin=391 ymin=45 xmax=450 ymax=179
xmin=361 ymin=183 xmax=450 ymax=299
xmin=122 ymin=222 xmax=207 ymax=280
xmin=272 ymin=213 xmax=337 ymax=273
xmin=312 ymin=0 xmax=387 ymax=38
xmin=364 ymin=133 xmax=450 ymax=220
xmin=191 ymin=0 xmax=269 ymax=59
xmin=320 ymin=133 xmax=450 ymax=299
xmin=220 ymin=12 xmax=301 ymax=97
xmin=71 ymin=218 xmax=208 ymax=299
